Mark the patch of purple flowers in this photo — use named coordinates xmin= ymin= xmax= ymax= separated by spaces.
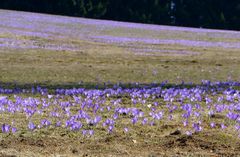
xmin=0 ymin=80 xmax=239 ymax=137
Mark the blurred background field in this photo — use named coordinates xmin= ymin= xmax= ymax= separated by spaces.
xmin=1 ymin=9 xmax=240 ymax=87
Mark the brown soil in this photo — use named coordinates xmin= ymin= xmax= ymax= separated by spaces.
xmin=0 ymin=131 xmax=239 ymax=157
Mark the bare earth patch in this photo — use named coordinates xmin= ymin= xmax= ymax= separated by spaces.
xmin=0 ymin=130 xmax=239 ymax=157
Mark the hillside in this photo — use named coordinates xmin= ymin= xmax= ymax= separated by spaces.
xmin=1 ymin=9 xmax=240 ymax=86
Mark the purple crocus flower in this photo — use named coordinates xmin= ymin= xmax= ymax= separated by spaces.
xmin=108 ymin=125 xmax=114 ymax=133
xmin=131 ymin=117 xmax=138 ymax=124
xmin=11 ymin=127 xmax=17 ymax=133
xmin=107 ymin=106 xmax=111 ymax=111
xmin=192 ymin=123 xmax=202 ymax=132
xmin=112 ymin=114 xmax=118 ymax=120
xmin=183 ymin=120 xmax=188 ymax=127
xmin=1 ymin=124 xmax=10 ymax=133
xmin=217 ymin=96 xmax=224 ymax=102
xmin=221 ymin=123 xmax=226 ymax=130
xmin=41 ymin=119 xmax=51 ymax=127
xmin=235 ymin=125 xmax=240 ymax=131
xmin=205 ymin=97 xmax=212 ymax=104
xmin=210 ymin=122 xmax=215 ymax=128
xmin=149 ymin=121 xmax=155 ymax=126
xmin=70 ymin=122 xmax=82 ymax=131
xmin=93 ymin=116 xmax=102 ymax=124
xmin=89 ymin=130 xmax=94 ymax=136
xmin=185 ymin=131 xmax=192 ymax=136
xmin=56 ymin=121 xmax=62 ymax=127
xmin=142 ymin=118 xmax=148 ymax=125
xmin=153 ymin=102 xmax=158 ymax=106
xmin=124 ymin=127 xmax=129 ymax=133
xmin=28 ymin=122 xmax=36 ymax=130
xmin=194 ymin=111 xmax=201 ymax=118
xmin=48 ymin=95 xmax=53 ymax=99
xmin=182 ymin=112 xmax=191 ymax=119
xmin=82 ymin=130 xmax=87 ymax=136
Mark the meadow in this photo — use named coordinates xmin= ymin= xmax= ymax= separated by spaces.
xmin=0 ymin=9 xmax=240 ymax=156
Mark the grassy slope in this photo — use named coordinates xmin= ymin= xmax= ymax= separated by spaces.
xmin=1 ymin=9 xmax=240 ymax=86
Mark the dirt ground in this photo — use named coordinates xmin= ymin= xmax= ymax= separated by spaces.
xmin=0 ymin=129 xmax=239 ymax=157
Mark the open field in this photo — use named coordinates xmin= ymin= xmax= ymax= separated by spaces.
xmin=1 ymin=9 xmax=240 ymax=85
xmin=0 ymin=9 xmax=240 ymax=156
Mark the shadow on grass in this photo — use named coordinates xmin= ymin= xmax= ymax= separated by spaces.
xmin=0 ymin=80 xmax=239 ymax=90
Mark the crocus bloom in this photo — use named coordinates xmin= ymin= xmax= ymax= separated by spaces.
xmin=28 ymin=122 xmax=36 ymax=130
xmin=11 ymin=127 xmax=17 ymax=133
xmin=108 ymin=125 xmax=114 ymax=133
xmin=210 ymin=122 xmax=215 ymax=128
xmin=1 ymin=124 xmax=10 ymax=133
xmin=82 ymin=130 xmax=87 ymax=136
xmin=89 ymin=130 xmax=94 ymax=136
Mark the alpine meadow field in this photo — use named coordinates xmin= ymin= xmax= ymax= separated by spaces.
xmin=1 ymin=9 xmax=240 ymax=156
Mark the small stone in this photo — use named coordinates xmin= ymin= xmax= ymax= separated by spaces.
xmin=72 ymin=148 xmax=78 ymax=154
xmin=170 ymin=129 xmax=181 ymax=135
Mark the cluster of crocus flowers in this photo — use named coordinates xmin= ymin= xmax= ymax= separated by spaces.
xmin=0 ymin=80 xmax=239 ymax=137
